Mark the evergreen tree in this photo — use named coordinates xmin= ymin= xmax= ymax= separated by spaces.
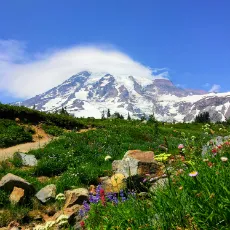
xmin=107 ymin=109 xmax=111 ymax=118
xmin=60 ymin=107 xmax=69 ymax=115
xmin=127 ymin=112 xmax=131 ymax=120
xmin=101 ymin=110 xmax=105 ymax=119
xmin=148 ymin=112 xmax=156 ymax=123
xmin=141 ymin=114 xmax=146 ymax=121
xmin=195 ymin=111 xmax=210 ymax=123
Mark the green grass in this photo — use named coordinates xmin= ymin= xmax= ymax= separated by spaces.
xmin=41 ymin=124 xmax=65 ymax=136
xmin=85 ymin=139 xmax=230 ymax=230
xmin=0 ymin=118 xmax=230 ymax=228
xmin=0 ymin=119 xmax=33 ymax=148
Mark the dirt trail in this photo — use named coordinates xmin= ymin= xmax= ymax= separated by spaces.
xmin=0 ymin=125 xmax=54 ymax=161
xmin=0 ymin=126 xmax=96 ymax=161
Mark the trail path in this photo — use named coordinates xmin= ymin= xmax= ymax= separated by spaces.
xmin=0 ymin=126 xmax=96 ymax=161
xmin=0 ymin=125 xmax=54 ymax=161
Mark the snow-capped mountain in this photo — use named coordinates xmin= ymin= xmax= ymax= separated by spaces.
xmin=16 ymin=71 xmax=230 ymax=122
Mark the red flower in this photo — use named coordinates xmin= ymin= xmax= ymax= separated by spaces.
xmin=80 ymin=221 xmax=85 ymax=228
xmin=212 ymin=148 xmax=217 ymax=153
xmin=217 ymin=145 xmax=222 ymax=149
xmin=100 ymin=188 xmax=106 ymax=206
xmin=207 ymin=162 xmax=213 ymax=168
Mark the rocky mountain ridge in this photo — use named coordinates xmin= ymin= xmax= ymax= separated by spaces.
xmin=16 ymin=71 xmax=230 ymax=122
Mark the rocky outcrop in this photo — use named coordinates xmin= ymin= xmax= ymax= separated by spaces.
xmin=16 ymin=71 xmax=230 ymax=122
xmin=64 ymin=188 xmax=89 ymax=208
xmin=0 ymin=173 xmax=35 ymax=195
xmin=112 ymin=150 xmax=161 ymax=178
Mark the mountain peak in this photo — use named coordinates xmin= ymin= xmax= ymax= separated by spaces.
xmin=16 ymin=71 xmax=230 ymax=123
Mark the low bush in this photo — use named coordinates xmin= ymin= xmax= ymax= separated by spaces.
xmin=0 ymin=119 xmax=33 ymax=148
xmin=41 ymin=124 xmax=65 ymax=136
xmin=0 ymin=103 xmax=85 ymax=129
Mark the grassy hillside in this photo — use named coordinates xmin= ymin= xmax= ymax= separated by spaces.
xmin=0 ymin=119 xmax=33 ymax=148
xmin=0 ymin=103 xmax=85 ymax=129
xmin=0 ymin=104 xmax=230 ymax=229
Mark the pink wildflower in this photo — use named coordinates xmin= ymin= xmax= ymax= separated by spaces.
xmin=178 ymin=144 xmax=184 ymax=149
xmin=189 ymin=171 xmax=198 ymax=177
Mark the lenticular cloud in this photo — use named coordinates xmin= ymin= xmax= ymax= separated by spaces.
xmin=0 ymin=40 xmax=168 ymax=99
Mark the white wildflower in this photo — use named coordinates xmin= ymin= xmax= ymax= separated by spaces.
xmin=55 ymin=193 xmax=65 ymax=201
xmin=220 ymin=157 xmax=228 ymax=162
xmin=105 ymin=155 xmax=112 ymax=161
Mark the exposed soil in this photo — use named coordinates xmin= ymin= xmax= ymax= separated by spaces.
xmin=0 ymin=126 xmax=96 ymax=161
xmin=0 ymin=125 xmax=54 ymax=161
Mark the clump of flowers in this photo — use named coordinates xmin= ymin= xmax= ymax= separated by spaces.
xmin=202 ymin=123 xmax=211 ymax=132
xmin=155 ymin=153 xmax=171 ymax=162
xmin=55 ymin=193 xmax=66 ymax=210
xmin=178 ymin=144 xmax=186 ymax=157
xmin=79 ymin=185 xmax=134 ymax=219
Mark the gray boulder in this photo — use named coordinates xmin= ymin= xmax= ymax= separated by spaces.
xmin=35 ymin=184 xmax=56 ymax=203
xmin=0 ymin=173 xmax=35 ymax=195
xmin=14 ymin=152 xmax=38 ymax=166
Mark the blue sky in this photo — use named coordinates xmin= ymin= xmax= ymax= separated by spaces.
xmin=0 ymin=0 xmax=230 ymax=103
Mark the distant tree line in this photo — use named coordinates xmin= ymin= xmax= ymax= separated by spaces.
xmin=194 ymin=111 xmax=210 ymax=123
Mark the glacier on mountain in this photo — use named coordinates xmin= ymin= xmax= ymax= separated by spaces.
xmin=16 ymin=71 xmax=230 ymax=122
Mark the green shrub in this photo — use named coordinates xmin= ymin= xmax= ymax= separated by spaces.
xmin=0 ymin=119 xmax=33 ymax=148
xmin=0 ymin=190 xmax=9 ymax=208
xmin=0 ymin=103 xmax=85 ymax=129
xmin=41 ymin=124 xmax=64 ymax=136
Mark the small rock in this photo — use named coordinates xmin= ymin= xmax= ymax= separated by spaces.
xmin=36 ymin=184 xmax=56 ymax=203
xmin=0 ymin=173 xmax=35 ymax=195
xmin=150 ymin=178 xmax=168 ymax=192
xmin=43 ymin=205 xmax=57 ymax=216
xmin=138 ymin=192 xmax=149 ymax=199
xmin=158 ymin=144 xmax=168 ymax=152
xmin=28 ymin=210 xmax=43 ymax=221
xmin=7 ymin=221 xmax=20 ymax=230
xmin=9 ymin=186 xmax=25 ymax=205
xmin=64 ymin=188 xmax=89 ymax=208
xmin=14 ymin=152 xmax=38 ymax=167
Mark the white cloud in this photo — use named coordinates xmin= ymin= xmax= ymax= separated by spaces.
xmin=209 ymin=84 xmax=221 ymax=93
xmin=0 ymin=40 xmax=168 ymax=99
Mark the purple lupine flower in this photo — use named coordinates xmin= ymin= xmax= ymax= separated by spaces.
xmin=83 ymin=200 xmax=90 ymax=212
xmin=119 ymin=190 xmax=124 ymax=197
xmin=79 ymin=208 xmax=85 ymax=217
xmin=96 ymin=184 xmax=102 ymax=194
xmin=89 ymin=194 xmax=100 ymax=203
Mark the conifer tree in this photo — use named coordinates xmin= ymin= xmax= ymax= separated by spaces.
xmin=107 ymin=109 xmax=111 ymax=118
